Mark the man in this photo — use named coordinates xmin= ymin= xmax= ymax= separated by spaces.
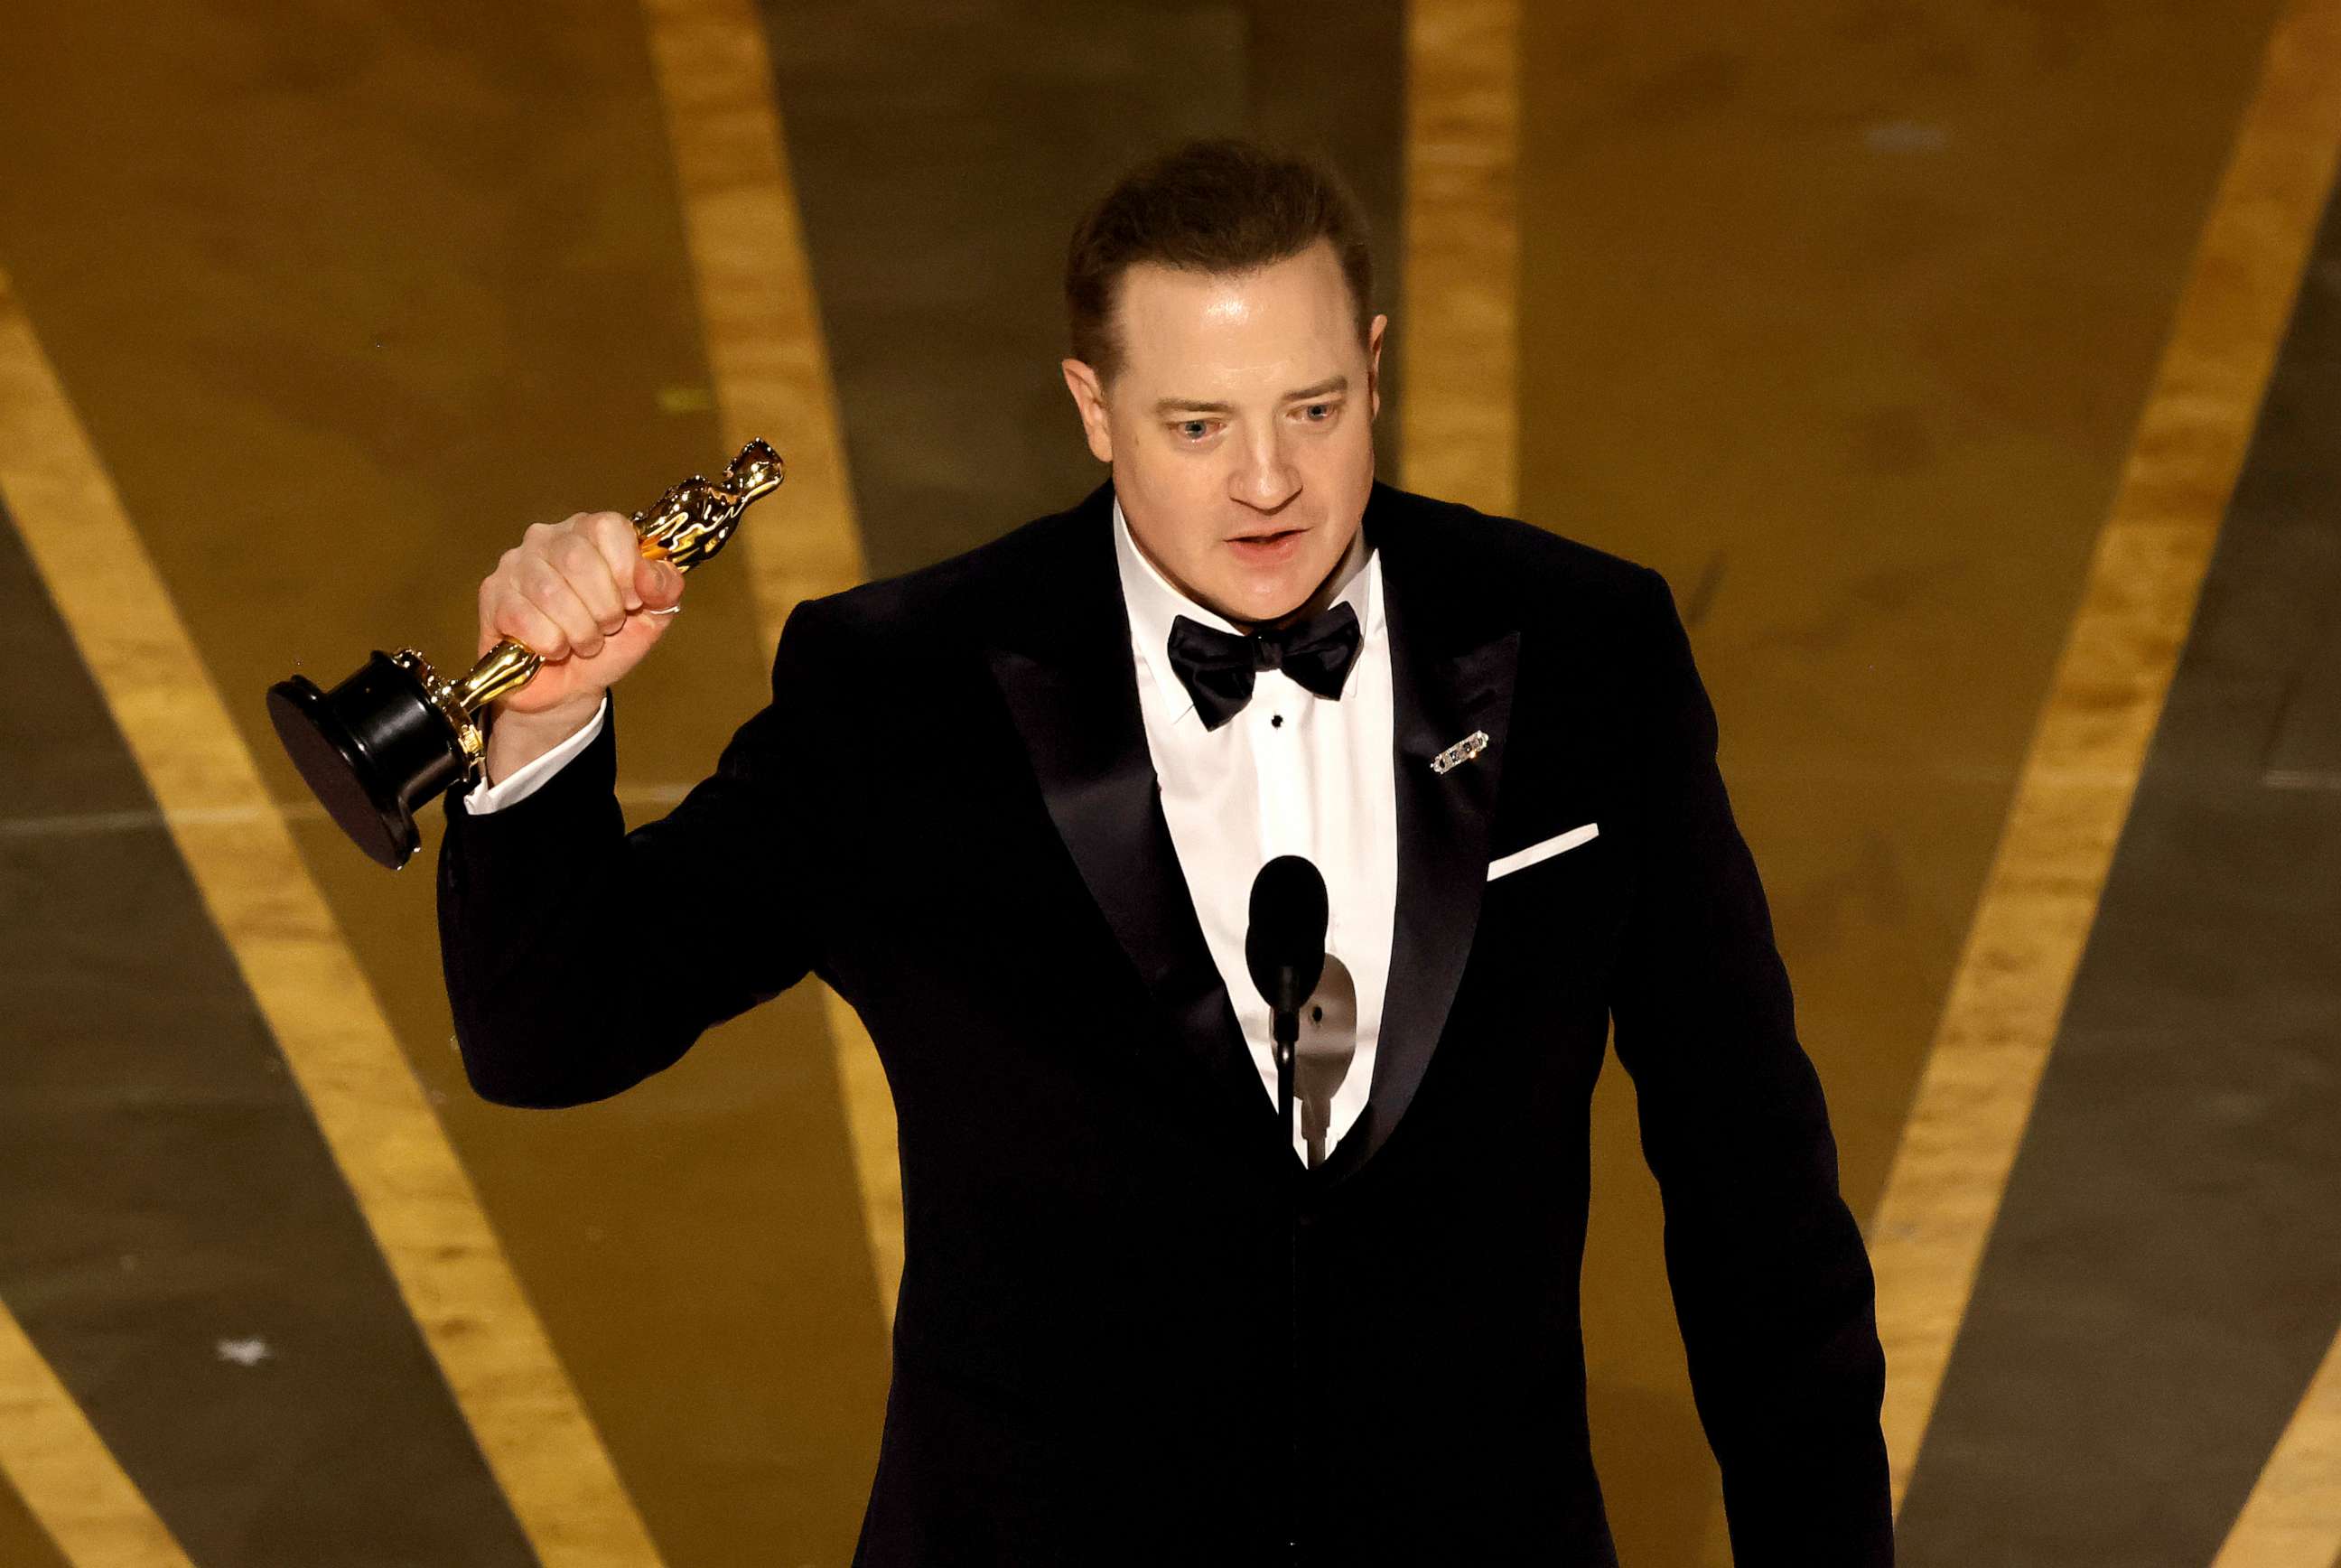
xmin=439 ymin=136 xmax=1892 ymax=1563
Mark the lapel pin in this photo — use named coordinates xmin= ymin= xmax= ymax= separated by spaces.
xmin=1431 ymin=729 xmax=1490 ymax=776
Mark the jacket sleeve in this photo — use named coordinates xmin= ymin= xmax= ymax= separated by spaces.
xmin=435 ymin=597 xmax=838 ymax=1107
xmin=1605 ymin=564 xmax=1894 ymax=1563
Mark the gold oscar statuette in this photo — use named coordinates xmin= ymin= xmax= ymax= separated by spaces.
xmin=266 ymin=439 xmax=785 ymax=869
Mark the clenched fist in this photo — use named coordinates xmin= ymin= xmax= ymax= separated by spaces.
xmin=474 ymin=510 xmax=686 ymax=780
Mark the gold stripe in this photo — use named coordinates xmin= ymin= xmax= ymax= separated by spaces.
xmin=1868 ymin=0 xmax=2341 ymax=1513
xmin=0 ymin=266 xmax=666 ymax=1568
xmin=2216 ymin=1323 xmax=2341 ymax=1564
xmin=638 ymin=0 xmax=901 ymax=1325
xmin=1402 ymin=0 xmax=1518 ymax=513
xmin=0 ymin=1298 xmax=191 ymax=1567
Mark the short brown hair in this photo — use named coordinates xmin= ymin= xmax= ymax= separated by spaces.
xmin=1065 ymin=136 xmax=1375 ymax=383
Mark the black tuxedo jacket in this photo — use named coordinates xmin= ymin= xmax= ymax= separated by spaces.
xmin=437 ymin=479 xmax=1893 ymax=1565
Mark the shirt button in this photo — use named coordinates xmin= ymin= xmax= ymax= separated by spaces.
xmin=1271 ymin=714 xmax=1284 ymax=728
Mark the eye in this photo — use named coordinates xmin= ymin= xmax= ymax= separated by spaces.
xmin=1171 ymin=418 xmax=1218 ymax=443
xmin=1298 ymin=402 xmax=1337 ymax=423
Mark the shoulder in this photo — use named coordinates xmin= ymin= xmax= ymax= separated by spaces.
xmin=772 ymin=484 xmax=1108 ymax=665
xmin=1368 ymin=481 xmax=1674 ymax=639
xmin=1372 ymin=486 xmax=1710 ymax=774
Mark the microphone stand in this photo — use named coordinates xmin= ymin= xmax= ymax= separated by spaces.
xmin=1273 ymin=1000 xmax=1301 ymax=1554
xmin=1245 ymin=854 xmax=1326 ymax=1554
xmin=1274 ymin=1004 xmax=1300 ymax=1155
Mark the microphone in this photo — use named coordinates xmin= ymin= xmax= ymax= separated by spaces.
xmin=1246 ymin=855 xmax=1329 ymax=1027
xmin=1246 ymin=855 xmax=1329 ymax=1153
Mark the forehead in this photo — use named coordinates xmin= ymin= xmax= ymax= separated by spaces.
xmin=1110 ymin=241 xmax=1357 ymax=389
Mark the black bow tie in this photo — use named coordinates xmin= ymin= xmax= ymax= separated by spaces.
xmin=1165 ymin=601 xmax=1363 ymax=731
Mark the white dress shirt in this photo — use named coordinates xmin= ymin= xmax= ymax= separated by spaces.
xmin=465 ymin=494 xmax=1402 ymax=1165
xmin=1112 ymin=497 xmax=1396 ymax=1165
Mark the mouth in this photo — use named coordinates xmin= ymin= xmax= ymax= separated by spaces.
xmin=1227 ymin=526 xmax=1306 ymax=564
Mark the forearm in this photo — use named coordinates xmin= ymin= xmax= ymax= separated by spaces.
xmin=1621 ymin=873 xmax=1891 ymax=1558
xmin=435 ymin=617 xmax=828 ymax=1108
xmin=438 ymin=700 xmax=699 ymax=1106
xmin=1657 ymin=1112 xmax=1891 ymax=1559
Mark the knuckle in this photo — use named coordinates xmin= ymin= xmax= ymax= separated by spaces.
xmin=595 ymin=515 xmax=638 ymax=560
xmin=502 ymin=613 xmax=548 ymax=656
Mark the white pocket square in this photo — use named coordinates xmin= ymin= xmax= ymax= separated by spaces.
xmin=1487 ymin=821 xmax=1600 ymax=882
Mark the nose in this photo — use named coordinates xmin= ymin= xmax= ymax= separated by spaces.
xmin=1229 ymin=424 xmax=1300 ymax=515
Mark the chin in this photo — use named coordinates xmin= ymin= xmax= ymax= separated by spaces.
xmin=1229 ymin=574 xmax=1319 ymax=626
xmin=1194 ymin=530 xmax=1346 ymax=624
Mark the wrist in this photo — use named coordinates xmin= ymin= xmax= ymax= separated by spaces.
xmin=482 ymin=695 xmax=602 ymax=783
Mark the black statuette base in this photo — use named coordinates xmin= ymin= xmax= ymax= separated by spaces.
xmin=266 ymin=651 xmax=469 ymax=870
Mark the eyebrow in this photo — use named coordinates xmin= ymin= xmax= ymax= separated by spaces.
xmin=1153 ymin=375 xmax=1349 ymax=417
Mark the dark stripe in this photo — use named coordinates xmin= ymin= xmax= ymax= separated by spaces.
xmin=753 ymin=0 xmax=1408 ymax=575
xmin=1898 ymin=174 xmax=2341 ymax=1565
xmin=0 ymin=499 xmax=534 ymax=1565
xmin=0 ymin=1477 xmax=70 ymax=1568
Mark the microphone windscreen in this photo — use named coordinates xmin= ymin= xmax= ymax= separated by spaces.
xmin=1245 ymin=854 xmax=1329 ymax=1012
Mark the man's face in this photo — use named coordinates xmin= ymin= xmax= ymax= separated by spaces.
xmin=1061 ymin=238 xmax=1386 ymax=629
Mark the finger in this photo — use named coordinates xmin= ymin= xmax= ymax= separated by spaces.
xmin=488 ymin=585 xmax=569 ymax=660
xmin=480 ymin=547 xmax=569 ymax=656
xmin=551 ymin=529 xmax=627 ymax=635
xmin=519 ymin=555 xmax=608 ymax=658
xmin=586 ymin=512 xmax=645 ymax=612
xmin=634 ymin=555 xmax=686 ymax=611
xmin=478 ymin=556 xmax=520 ymax=657
xmin=604 ymin=602 xmax=677 ymax=657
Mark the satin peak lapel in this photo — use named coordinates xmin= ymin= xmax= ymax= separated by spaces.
xmin=984 ymin=492 xmax=1283 ymax=1158
xmin=1322 ymin=498 xmax=1520 ymax=1186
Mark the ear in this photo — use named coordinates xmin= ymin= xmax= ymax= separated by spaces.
xmin=1366 ymin=314 xmax=1388 ymax=421
xmin=1060 ymin=358 xmax=1115 ymax=463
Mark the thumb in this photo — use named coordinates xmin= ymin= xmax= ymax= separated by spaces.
xmin=635 ymin=556 xmax=686 ymax=611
